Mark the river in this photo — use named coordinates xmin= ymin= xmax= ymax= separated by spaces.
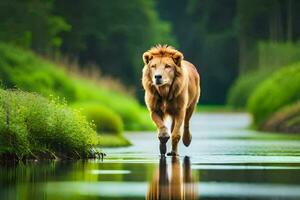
xmin=1 ymin=113 xmax=300 ymax=199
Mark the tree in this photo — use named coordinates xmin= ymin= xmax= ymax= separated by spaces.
xmin=0 ymin=0 xmax=70 ymax=54
xmin=55 ymin=0 xmax=175 ymax=99
xmin=157 ymin=0 xmax=239 ymax=104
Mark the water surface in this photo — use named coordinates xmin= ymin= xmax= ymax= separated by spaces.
xmin=1 ymin=113 xmax=300 ymax=199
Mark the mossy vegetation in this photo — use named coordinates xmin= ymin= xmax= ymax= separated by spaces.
xmin=227 ymin=70 xmax=270 ymax=109
xmin=99 ymin=135 xmax=131 ymax=147
xmin=71 ymin=79 xmax=154 ymax=131
xmin=248 ymin=62 xmax=300 ymax=126
xmin=72 ymin=102 xmax=123 ymax=134
xmin=0 ymin=89 xmax=100 ymax=161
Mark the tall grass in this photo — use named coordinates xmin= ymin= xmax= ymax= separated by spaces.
xmin=0 ymin=43 xmax=76 ymax=101
xmin=0 ymin=89 xmax=99 ymax=160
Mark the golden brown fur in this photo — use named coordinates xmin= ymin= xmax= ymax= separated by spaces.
xmin=142 ymin=44 xmax=200 ymax=155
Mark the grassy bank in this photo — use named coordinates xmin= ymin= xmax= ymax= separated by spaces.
xmin=227 ymin=42 xmax=300 ymax=110
xmin=248 ymin=62 xmax=300 ymax=126
xmin=0 ymin=89 xmax=100 ymax=161
xmin=0 ymin=43 xmax=154 ymax=147
xmin=226 ymin=41 xmax=300 ymax=134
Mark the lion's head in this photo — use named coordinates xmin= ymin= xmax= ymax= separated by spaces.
xmin=143 ymin=45 xmax=183 ymax=87
xmin=142 ymin=45 xmax=184 ymax=99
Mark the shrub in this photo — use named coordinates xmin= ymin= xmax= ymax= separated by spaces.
xmin=248 ymin=62 xmax=300 ymax=125
xmin=72 ymin=102 xmax=123 ymax=135
xmin=0 ymin=89 xmax=99 ymax=160
xmin=72 ymin=79 xmax=154 ymax=131
xmin=227 ymin=70 xmax=270 ymax=108
xmin=228 ymin=41 xmax=300 ymax=109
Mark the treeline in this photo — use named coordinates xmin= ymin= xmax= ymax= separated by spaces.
xmin=0 ymin=0 xmax=175 ymax=99
xmin=157 ymin=0 xmax=300 ymax=104
xmin=1 ymin=0 xmax=300 ymax=104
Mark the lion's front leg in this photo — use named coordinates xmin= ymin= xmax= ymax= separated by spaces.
xmin=167 ymin=111 xmax=185 ymax=156
xmin=150 ymin=111 xmax=170 ymax=155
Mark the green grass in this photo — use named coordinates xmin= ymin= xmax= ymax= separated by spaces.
xmin=197 ymin=105 xmax=235 ymax=112
xmin=227 ymin=42 xmax=300 ymax=109
xmin=226 ymin=70 xmax=270 ymax=109
xmin=0 ymin=43 xmax=76 ymax=101
xmin=0 ymin=42 xmax=154 ymax=135
xmin=72 ymin=102 xmax=123 ymax=134
xmin=72 ymin=79 xmax=154 ymax=131
xmin=248 ymin=62 xmax=300 ymax=126
xmin=99 ymin=135 xmax=131 ymax=147
xmin=0 ymin=89 xmax=100 ymax=161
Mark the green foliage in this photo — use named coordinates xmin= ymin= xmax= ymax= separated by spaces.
xmin=227 ymin=41 xmax=300 ymax=109
xmin=0 ymin=43 xmax=76 ymax=101
xmin=248 ymin=62 xmax=300 ymax=125
xmin=0 ymin=0 xmax=70 ymax=53
xmin=72 ymin=102 xmax=123 ymax=135
xmin=0 ymin=89 xmax=98 ymax=160
xmin=227 ymin=70 xmax=270 ymax=108
xmin=55 ymin=0 xmax=176 ymax=89
xmin=158 ymin=0 xmax=238 ymax=104
xmin=72 ymin=80 xmax=155 ymax=131
xmin=99 ymin=135 xmax=131 ymax=147
xmin=0 ymin=43 xmax=154 ymax=132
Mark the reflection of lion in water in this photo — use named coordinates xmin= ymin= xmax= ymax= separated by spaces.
xmin=142 ymin=45 xmax=200 ymax=156
xmin=146 ymin=157 xmax=198 ymax=200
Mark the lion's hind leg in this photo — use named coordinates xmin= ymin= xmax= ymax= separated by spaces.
xmin=182 ymin=104 xmax=196 ymax=147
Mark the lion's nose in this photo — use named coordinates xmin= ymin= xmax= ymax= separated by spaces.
xmin=154 ymin=75 xmax=162 ymax=80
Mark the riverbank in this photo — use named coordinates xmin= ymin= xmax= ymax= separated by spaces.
xmin=0 ymin=89 xmax=102 ymax=162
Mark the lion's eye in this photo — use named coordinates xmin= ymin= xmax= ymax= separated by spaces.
xmin=151 ymin=65 xmax=156 ymax=68
xmin=165 ymin=64 xmax=171 ymax=69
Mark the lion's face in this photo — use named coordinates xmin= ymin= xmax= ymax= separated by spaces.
xmin=142 ymin=45 xmax=183 ymax=93
xmin=148 ymin=56 xmax=176 ymax=86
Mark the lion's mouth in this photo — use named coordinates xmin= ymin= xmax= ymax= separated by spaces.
xmin=153 ymin=80 xmax=169 ymax=87
xmin=155 ymin=79 xmax=163 ymax=85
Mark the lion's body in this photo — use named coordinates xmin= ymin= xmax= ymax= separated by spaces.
xmin=142 ymin=45 xmax=200 ymax=155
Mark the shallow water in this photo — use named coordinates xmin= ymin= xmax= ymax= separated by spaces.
xmin=2 ymin=113 xmax=300 ymax=200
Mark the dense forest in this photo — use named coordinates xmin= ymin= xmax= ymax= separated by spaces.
xmin=1 ymin=0 xmax=300 ymax=104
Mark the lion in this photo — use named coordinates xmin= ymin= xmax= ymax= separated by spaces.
xmin=142 ymin=44 xmax=200 ymax=156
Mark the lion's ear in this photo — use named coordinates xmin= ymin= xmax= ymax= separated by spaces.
xmin=143 ymin=52 xmax=153 ymax=65
xmin=172 ymin=52 xmax=183 ymax=66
